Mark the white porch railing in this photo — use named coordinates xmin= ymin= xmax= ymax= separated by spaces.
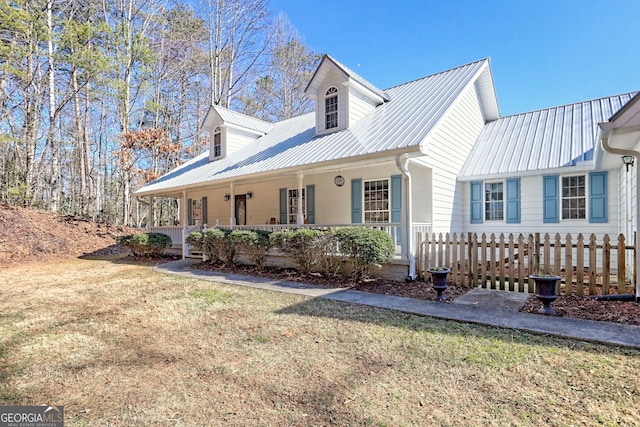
xmin=149 ymin=222 xmax=432 ymax=259
xmin=149 ymin=226 xmax=183 ymax=246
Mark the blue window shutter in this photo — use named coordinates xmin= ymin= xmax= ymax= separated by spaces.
xmin=543 ymin=175 xmax=559 ymax=223
xmin=351 ymin=179 xmax=362 ymax=223
xmin=306 ymin=185 xmax=315 ymax=224
xmin=470 ymin=181 xmax=483 ymax=224
xmin=279 ymin=188 xmax=287 ymax=224
xmin=202 ymin=197 xmax=208 ymax=226
xmin=390 ymin=175 xmax=402 ymax=223
xmin=589 ymin=171 xmax=607 ymax=223
xmin=187 ymin=198 xmax=193 ymax=226
xmin=505 ymin=178 xmax=520 ymax=224
xmin=390 ymin=175 xmax=402 ymax=245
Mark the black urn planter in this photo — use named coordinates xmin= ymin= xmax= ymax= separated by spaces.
xmin=428 ymin=268 xmax=451 ymax=302
xmin=530 ymin=274 xmax=561 ymax=315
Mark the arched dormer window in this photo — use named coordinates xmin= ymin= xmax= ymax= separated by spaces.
xmin=213 ymin=127 xmax=222 ymax=157
xmin=325 ymin=87 xmax=338 ymax=130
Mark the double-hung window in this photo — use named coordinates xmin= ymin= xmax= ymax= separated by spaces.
xmin=484 ymin=182 xmax=504 ymax=221
xmin=213 ymin=127 xmax=222 ymax=157
xmin=562 ymin=175 xmax=586 ymax=219
xmin=364 ymin=179 xmax=389 ymax=222
xmin=288 ymin=188 xmax=306 ymax=224
xmin=325 ymin=87 xmax=338 ymax=129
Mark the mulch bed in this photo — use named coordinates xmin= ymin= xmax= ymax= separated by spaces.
xmin=192 ymin=261 xmax=470 ymax=303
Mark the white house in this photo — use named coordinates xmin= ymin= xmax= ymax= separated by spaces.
xmin=134 ymin=54 xmax=638 ymax=284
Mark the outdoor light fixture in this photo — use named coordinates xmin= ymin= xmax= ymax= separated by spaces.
xmin=224 ymin=194 xmax=230 ymax=201
xmin=622 ymin=155 xmax=635 ymax=172
xmin=246 ymin=191 xmax=252 ymax=199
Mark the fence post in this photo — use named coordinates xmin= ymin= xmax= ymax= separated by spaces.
xmin=564 ymin=234 xmax=573 ymax=296
xmin=543 ymin=233 xmax=550 ymax=274
xmin=589 ymin=234 xmax=597 ymax=295
xmin=528 ymin=234 xmax=535 ymax=293
xmin=480 ymin=233 xmax=487 ymax=288
xmin=416 ymin=231 xmax=423 ymax=280
xmin=469 ymin=232 xmax=477 ymax=287
xmin=554 ymin=233 xmax=562 ymax=294
xmin=452 ymin=233 xmax=459 ymax=286
xmin=603 ymin=234 xmax=610 ymax=295
xmin=489 ymin=233 xmax=497 ymax=289
xmin=518 ymin=233 xmax=525 ymax=292
xmin=498 ymin=233 xmax=506 ymax=290
xmin=576 ymin=233 xmax=585 ymax=297
xmin=460 ymin=233 xmax=467 ymax=287
xmin=508 ymin=234 xmax=515 ymax=292
xmin=617 ymin=234 xmax=626 ymax=294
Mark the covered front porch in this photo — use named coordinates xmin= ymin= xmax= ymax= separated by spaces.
xmin=138 ymin=156 xmax=436 ymax=274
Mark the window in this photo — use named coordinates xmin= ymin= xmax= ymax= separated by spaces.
xmin=325 ymin=87 xmax=338 ymax=129
xmin=213 ymin=127 xmax=222 ymax=157
xmin=484 ymin=182 xmax=504 ymax=221
xmin=189 ymin=199 xmax=202 ymax=225
xmin=562 ymin=175 xmax=586 ymax=219
xmin=364 ymin=179 xmax=389 ymax=222
xmin=288 ymin=188 xmax=306 ymax=224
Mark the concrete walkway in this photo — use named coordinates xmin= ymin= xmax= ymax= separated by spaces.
xmin=154 ymin=259 xmax=640 ymax=349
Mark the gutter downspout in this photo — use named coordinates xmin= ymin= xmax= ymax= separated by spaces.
xmin=396 ymin=154 xmax=416 ymax=281
xmin=601 ymin=130 xmax=640 ymax=298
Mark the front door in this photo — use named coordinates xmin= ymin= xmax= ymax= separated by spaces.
xmin=235 ymin=195 xmax=246 ymax=225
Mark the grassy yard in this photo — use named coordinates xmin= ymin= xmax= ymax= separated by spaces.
xmin=0 ymin=258 xmax=639 ymax=426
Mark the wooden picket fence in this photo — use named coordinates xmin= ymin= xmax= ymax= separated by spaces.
xmin=417 ymin=232 xmax=636 ymax=296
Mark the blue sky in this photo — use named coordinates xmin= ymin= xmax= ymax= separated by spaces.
xmin=270 ymin=0 xmax=640 ymax=117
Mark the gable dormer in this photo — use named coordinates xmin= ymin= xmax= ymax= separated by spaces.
xmin=305 ymin=55 xmax=390 ymax=136
xmin=200 ymin=105 xmax=273 ymax=161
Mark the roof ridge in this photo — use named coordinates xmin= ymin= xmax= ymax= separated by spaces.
xmin=384 ymin=58 xmax=489 ymax=91
xmin=213 ymin=104 xmax=273 ymax=125
xmin=498 ymin=91 xmax=640 ymax=120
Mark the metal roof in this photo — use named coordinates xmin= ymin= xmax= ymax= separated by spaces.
xmin=323 ymin=55 xmax=391 ymax=101
xmin=458 ymin=92 xmax=639 ymax=181
xmin=135 ymin=59 xmax=491 ymax=195
xmin=213 ymin=105 xmax=273 ymax=134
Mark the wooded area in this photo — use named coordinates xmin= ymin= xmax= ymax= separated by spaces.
xmin=0 ymin=0 xmax=318 ymax=225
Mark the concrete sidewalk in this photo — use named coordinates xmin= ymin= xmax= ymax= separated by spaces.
xmin=154 ymin=259 xmax=640 ymax=349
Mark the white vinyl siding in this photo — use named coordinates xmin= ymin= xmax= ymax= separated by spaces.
xmin=425 ymin=83 xmax=486 ymax=235
xmin=348 ymin=85 xmax=378 ymax=126
xmin=462 ymin=170 xmax=620 ymax=239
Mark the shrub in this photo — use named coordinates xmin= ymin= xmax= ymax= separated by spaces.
xmin=271 ymin=229 xmax=328 ymax=274
xmin=229 ymin=229 xmax=272 ymax=270
xmin=185 ymin=231 xmax=203 ymax=251
xmin=335 ymin=227 xmax=394 ymax=279
xmin=314 ymin=229 xmax=345 ymax=276
xmin=202 ymin=228 xmax=235 ymax=265
xmin=116 ymin=232 xmax=172 ymax=256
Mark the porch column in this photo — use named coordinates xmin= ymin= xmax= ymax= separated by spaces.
xmin=181 ymin=190 xmax=187 ymax=259
xmin=297 ymin=173 xmax=304 ymax=224
xmin=229 ymin=183 xmax=236 ymax=228
xmin=147 ymin=196 xmax=153 ymax=231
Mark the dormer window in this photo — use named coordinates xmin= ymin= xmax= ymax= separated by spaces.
xmin=325 ymin=87 xmax=338 ymax=129
xmin=213 ymin=127 xmax=222 ymax=157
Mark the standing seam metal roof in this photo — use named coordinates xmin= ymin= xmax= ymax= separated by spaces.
xmin=135 ymin=59 xmax=490 ymax=195
xmin=458 ymin=92 xmax=638 ymax=180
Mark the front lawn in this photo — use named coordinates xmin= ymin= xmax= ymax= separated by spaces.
xmin=0 ymin=259 xmax=638 ymax=426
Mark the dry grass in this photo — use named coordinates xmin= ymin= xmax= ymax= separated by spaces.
xmin=1 ymin=258 xmax=639 ymax=426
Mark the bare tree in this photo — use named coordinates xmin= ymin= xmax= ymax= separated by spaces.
xmin=239 ymin=13 xmax=319 ymax=121
xmin=199 ymin=0 xmax=270 ymax=108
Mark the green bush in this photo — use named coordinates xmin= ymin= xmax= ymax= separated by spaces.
xmin=185 ymin=231 xmax=203 ymax=251
xmin=230 ymin=230 xmax=272 ymax=270
xmin=335 ymin=227 xmax=395 ymax=279
xmin=116 ymin=232 xmax=172 ymax=256
xmin=202 ymin=228 xmax=235 ymax=265
xmin=271 ymin=229 xmax=329 ymax=274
